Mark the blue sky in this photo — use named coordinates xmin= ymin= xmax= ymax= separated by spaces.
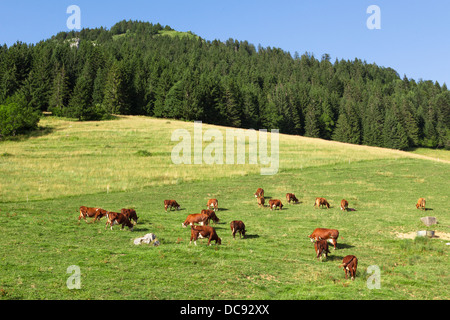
xmin=1 ymin=0 xmax=449 ymax=85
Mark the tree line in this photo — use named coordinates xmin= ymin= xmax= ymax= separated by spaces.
xmin=0 ymin=20 xmax=448 ymax=149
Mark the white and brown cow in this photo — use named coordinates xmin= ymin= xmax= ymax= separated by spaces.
xmin=314 ymin=239 xmax=331 ymax=261
xmin=340 ymin=199 xmax=349 ymax=212
xmin=201 ymin=209 xmax=220 ymax=225
xmin=78 ymin=206 xmax=107 ymax=223
xmin=121 ymin=208 xmax=138 ymax=224
xmin=207 ymin=199 xmax=219 ymax=211
xmin=286 ymin=193 xmax=299 ymax=204
xmin=182 ymin=213 xmax=210 ymax=228
xmin=190 ymin=225 xmax=221 ymax=246
xmin=164 ymin=200 xmax=180 ymax=212
xmin=254 ymin=188 xmax=264 ymax=198
xmin=230 ymin=220 xmax=246 ymax=239
xmin=268 ymin=199 xmax=283 ymax=210
xmin=340 ymin=255 xmax=358 ymax=280
xmin=416 ymin=198 xmax=426 ymax=211
xmin=308 ymin=228 xmax=339 ymax=250
xmin=105 ymin=212 xmax=134 ymax=231
xmin=314 ymin=197 xmax=330 ymax=209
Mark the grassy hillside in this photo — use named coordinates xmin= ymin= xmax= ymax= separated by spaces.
xmin=0 ymin=116 xmax=448 ymax=300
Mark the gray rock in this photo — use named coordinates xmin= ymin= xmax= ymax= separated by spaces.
xmin=134 ymin=233 xmax=158 ymax=245
xmin=421 ymin=217 xmax=438 ymax=227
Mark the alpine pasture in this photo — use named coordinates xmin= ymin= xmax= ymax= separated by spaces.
xmin=0 ymin=115 xmax=448 ymax=300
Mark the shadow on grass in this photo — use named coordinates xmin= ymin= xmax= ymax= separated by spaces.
xmin=1 ymin=125 xmax=56 ymax=142
xmin=337 ymin=243 xmax=354 ymax=250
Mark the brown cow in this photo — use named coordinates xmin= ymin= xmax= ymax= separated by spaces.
xmin=268 ymin=199 xmax=283 ymax=210
xmin=164 ymin=200 xmax=180 ymax=212
xmin=182 ymin=213 xmax=210 ymax=228
xmin=308 ymin=228 xmax=339 ymax=250
xmin=105 ymin=212 xmax=134 ymax=231
xmin=78 ymin=206 xmax=107 ymax=223
xmin=121 ymin=208 xmax=138 ymax=224
xmin=254 ymin=188 xmax=264 ymax=198
xmin=416 ymin=198 xmax=426 ymax=211
xmin=314 ymin=239 xmax=330 ymax=261
xmin=257 ymin=196 xmax=265 ymax=208
xmin=207 ymin=199 xmax=219 ymax=211
xmin=340 ymin=199 xmax=349 ymax=211
xmin=286 ymin=193 xmax=299 ymax=204
xmin=230 ymin=220 xmax=246 ymax=239
xmin=314 ymin=197 xmax=330 ymax=209
xmin=340 ymin=255 xmax=358 ymax=280
xmin=190 ymin=225 xmax=221 ymax=246
xmin=201 ymin=209 xmax=220 ymax=224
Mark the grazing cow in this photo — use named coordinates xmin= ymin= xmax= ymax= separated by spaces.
xmin=340 ymin=199 xmax=349 ymax=211
xmin=201 ymin=209 xmax=220 ymax=225
xmin=314 ymin=239 xmax=330 ymax=261
xmin=416 ymin=198 xmax=426 ymax=211
xmin=230 ymin=220 xmax=246 ymax=239
xmin=254 ymin=188 xmax=264 ymax=198
xmin=121 ymin=208 xmax=138 ymax=224
xmin=286 ymin=193 xmax=299 ymax=204
xmin=314 ymin=197 xmax=330 ymax=209
xmin=340 ymin=255 xmax=358 ymax=280
xmin=190 ymin=225 xmax=221 ymax=246
xmin=257 ymin=196 xmax=265 ymax=208
xmin=78 ymin=206 xmax=107 ymax=223
xmin=308 ymin=228 xmax=339 ymax=250
xmin=268 ymin=199 xmax=283 ymax=210
xmin=207 ymin=199 xmax=219 ymax=211
xmin=92 ymin=208 xmax=108 ymax=222
xmin=182 ymin=213 xmax=210 ymax=228
xmin=164 ymin=200 xmax=180 ymax=212
xmin=105 ymin=212 xmax=134 ymax=231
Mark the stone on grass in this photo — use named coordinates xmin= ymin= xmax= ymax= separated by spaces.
xmin=134 ymin=233 xmax=159 ymax=246
xmin=420 ymin=217 xmax=437 ymax=227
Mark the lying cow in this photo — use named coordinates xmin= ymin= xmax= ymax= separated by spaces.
xmin=121 ymin=208 xmax=138 ymax=224
xmin=340 ymin=199 xmax=349 ymax=211
xmin=314 ymin=197 xmax=330 ymax=209
xmin=268 ymin=199 xmax=283 ymax=210
xmin=254 ymin=188 xmax=264 ymax=198
xmin=164 ymin=200 xmax=180 ymax=212
xmin=78 ymin=206 xmax=107 ymax=223
xmin=340 ymin=255 xmax=358 ymax=280
xmin=207 ymin=199 xmax=219 ymax=211
xmin=190 ymin=225 xmax=221 ymax=246
xmin=201 ymin=209 xmax=220 ymax=225
xmin=314 ymin=239 xmax=330 ymax=261
xmin=308 ymin=228 xmax=339 ymax=250
xmin=230 ymin=220 xmax=246 ymax=239
xmin=416 ymin=198 xmax=426 ymax=211
xmin=105 ymin=212 xmax=134 ymax=231
xmin=182 ymin=213 xmax=210 ymax=228
xmin=286 ymin=193 xmax=299 ymax=204
xmin=257 ymin=196 xmax=265 ymax=208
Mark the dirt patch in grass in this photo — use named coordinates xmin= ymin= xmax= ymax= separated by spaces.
xmin=395 ymin=231 xmax=450 ymax=241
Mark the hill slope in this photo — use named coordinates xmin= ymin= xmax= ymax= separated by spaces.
xmin=1 ymin=116 xmax=447 ymax=203
xmin=0 ymin=116 xmax=449 ymax=300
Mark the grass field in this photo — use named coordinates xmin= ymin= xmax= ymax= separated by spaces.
xmin=0 ymin=116 xmax=448 ymax=300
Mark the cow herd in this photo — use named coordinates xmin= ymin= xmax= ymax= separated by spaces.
xmin=255 ymin=189 xmax=358 ymax=281
xmin=78 ymin=206 xmax=137 ymax=231
xmin=78 ymin=189 xmax=427 ymax=282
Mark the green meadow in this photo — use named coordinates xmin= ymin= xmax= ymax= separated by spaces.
xmin=0 ymin=116 xmax=448 ymax=300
